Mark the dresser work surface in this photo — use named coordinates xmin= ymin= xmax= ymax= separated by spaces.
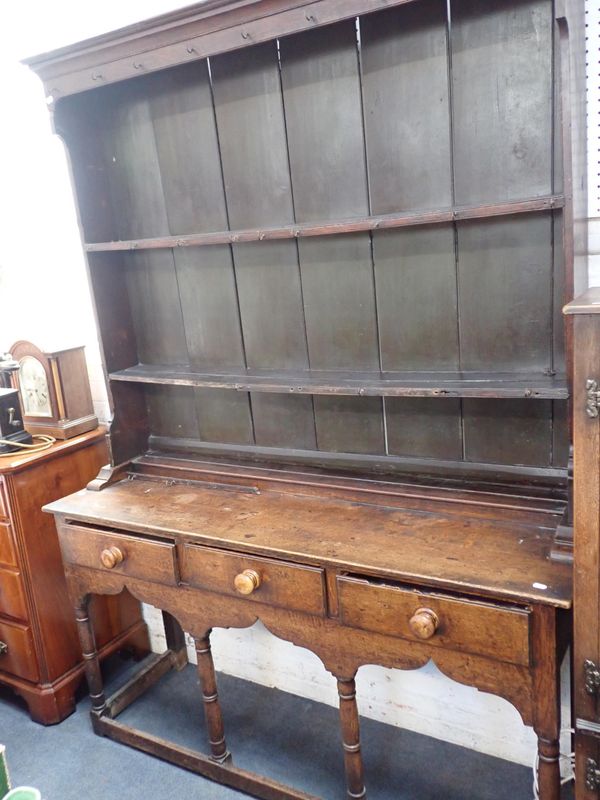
xmin=44 ymin=469 xmax=571 ymax=800
xmin=47 ymin=473 xmax=571 ymax=608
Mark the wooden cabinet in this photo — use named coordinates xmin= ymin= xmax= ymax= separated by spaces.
xmin=24 ymin=0 xmax=587 ymax=796
xmin=564 ymin=292 xmax=600 ymax=799
xmin=0 ymin=430 xmax=149 ymax=724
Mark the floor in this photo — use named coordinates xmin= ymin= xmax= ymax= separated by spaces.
xmin=0 ymin=657 xmax=574 ymax=800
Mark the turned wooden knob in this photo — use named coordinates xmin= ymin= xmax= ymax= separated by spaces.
xmin=100 ymin=545 xmax=125 ymax=569
xmin=234 ymin=569 xmax=261 ymax=595
xmin=409 ymin=607 xmax=439 ymax=640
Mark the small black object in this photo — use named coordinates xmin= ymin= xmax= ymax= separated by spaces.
xmin=0 ymin=388 xmax=32 ymax=454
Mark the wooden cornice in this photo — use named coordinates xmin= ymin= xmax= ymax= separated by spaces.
xmin=22 ymin=0 xmax=417 ymax=100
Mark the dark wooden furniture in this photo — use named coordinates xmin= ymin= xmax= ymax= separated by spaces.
xmin=25 ymin=0 xmax=587 ymax=796
xmin=0 ymin=430 xmax=149 ymax=724
xmin=565 ymin=290 xmax=600 ymax=799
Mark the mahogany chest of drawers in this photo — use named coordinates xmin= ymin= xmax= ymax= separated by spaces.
xmin=0 ymin=430 xmax=148 ymax=724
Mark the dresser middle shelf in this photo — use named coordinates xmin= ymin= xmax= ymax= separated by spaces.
xmin=108 ymin=364 xmax=568 ymax=400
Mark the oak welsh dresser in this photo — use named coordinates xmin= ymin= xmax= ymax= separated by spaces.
xmin=0 ymin=430 xmax=148 ymax=723
xmin=24 ymin=0 xmax=587 ymax=797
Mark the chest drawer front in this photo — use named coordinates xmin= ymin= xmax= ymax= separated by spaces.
xmin=182 ymin=544 xmax=326 ymax=616
xmin=337 ymin=576 xmax=531 ymax=666
xmin=0 ymin=568 xmax=28 ymax=622
xmin=0 ymin=619 xmax=39 ymax=682
xmin=58 ymin=525 xmax=178 ymax=586
xmin=0 ymin=524 xmax=17 ymax=568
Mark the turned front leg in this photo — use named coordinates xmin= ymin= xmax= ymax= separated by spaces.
xmin=75 ymin=597 xmax=106 ymax=716
xmin=195 ymin=634 xmax=230 ymax=763
xmin=532 ymin=606 xmax=562 ymax=800
xmin=337 ymin=677 xmax=366 ymax=799
xmin=537 ymin=736 xmax=561 ymax=800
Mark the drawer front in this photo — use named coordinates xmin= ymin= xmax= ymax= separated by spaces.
xmin=337 ymin=576 xmax=531 ymax=666
xmin=182 ymin=544 xmax=326 ymax=616
xmin=0 ymin=524 xmax=18 ymax=568
xmin=0 ymin=568 xmax=28 ymax=622
xmin=0 ymin=619 xmax=39 ymax=682
xmin=59 ymin=525 xmax=178 ymax=586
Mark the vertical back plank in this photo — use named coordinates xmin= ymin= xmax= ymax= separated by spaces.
xmin=360 ymin=0 xmax=452 ymax=213
xmin=148 ymin=62 xmax=253 ymax=444
xmin=452 ymin=0 xmax=556 ymax=468
xmin=211 ymin=43 xmax=315 ymax=449
xmin=125 ymin=250 xmax=188 ymax=366
xmin=458 ymin=215 xmax=553 ymax=372
xmin=104 ymin=80 xmax=187 ymax=367
xmin=360 ymin=3 xmax=461 ymax=460
xmin=146 ymin=385 xmax=200 ymax=440
xmin=103 ymin=78 xmax=200 ymax=443
xmin=552 ymin=401 xmax=569 ymax=468
xmin=374 ymin=227 xmax=459 ymax=371
xmin=104 ymin=81 xmax=170 ymax=241
xmin=281 ymin=21 xmax=368 ymax=221
xmin=451 ymin=0 xmax=553 ymax=205
xmin=463 ymin=399 xmax=553 ymax=467
xmin=385 ymin=398 xmax=463 ymax=460
xmin=280 ymin=20 xmax=384 ymax=455
xmin=459 ymin=214 xmax=554 ymax=467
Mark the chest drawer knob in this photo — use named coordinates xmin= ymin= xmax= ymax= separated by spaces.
xmin=234 ymin=569 xmax=261 ymax=595
xmin=0 ymin=641 xmax=7 ymax=655
xmin=409 ymin=608 xmax=439 ymax=640
xmin=100 ymin=546 xmax=125 ymax=570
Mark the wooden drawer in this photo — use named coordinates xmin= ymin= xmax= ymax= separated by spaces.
xmin=337 ymin=576 xmax=531 ymax=667
xmin=0 ymin=567 xmax=28 ymax=622
xmin=58 ymin=524 xmax=178 ymax=586
xmin=0 ymin=524 xmax=17 ymax=568
xmin=182 ymin=544 xmax=326 ymax=616
xmin=0 ymin=619 xmax=39 ymax=682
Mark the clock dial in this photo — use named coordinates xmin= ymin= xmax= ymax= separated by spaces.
xmin=19 ymin=356 xmax=52 ymax=417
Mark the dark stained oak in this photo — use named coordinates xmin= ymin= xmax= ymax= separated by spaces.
xmin=83 ymin=195 xmax=565 ymax=252
xmin=194 ymin=634 xmax=230 ymax=763
xmin=45 ymin=476 xmax=572 ymax=609
xmin=109 ymin=364 xmax=569 ymax=400
xmin=337 ymin=575 xmax=532 ymax=665
xmin=567 ymin=305 xmax=600 ymax=800
xmin=336 ymin=677 xmax=366 ymax=800
xmin=25 ymin=0 xmax=587 ymax=795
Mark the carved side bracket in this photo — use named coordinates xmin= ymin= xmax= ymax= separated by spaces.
xmin=87 ymin=461 xmax=132 ymax=491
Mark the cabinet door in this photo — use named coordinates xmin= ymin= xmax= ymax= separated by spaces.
xmin=570 ymin=308 xmax=600 ymax=798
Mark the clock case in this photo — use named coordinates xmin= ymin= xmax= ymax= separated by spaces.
xmin=10 ymin=342 xmax=98 ymax=440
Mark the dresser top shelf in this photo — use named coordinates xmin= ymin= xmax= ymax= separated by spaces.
xmin=45 ymin=474 xmax=571 ymax=609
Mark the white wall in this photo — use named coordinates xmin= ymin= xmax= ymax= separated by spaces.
xmin=0 ymin=2 xmax=180 ymax=418
xmin=588 ymin=2 xmax=600 ymax=286
xmin=0 ymin=0 xmax=586 ymax=771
